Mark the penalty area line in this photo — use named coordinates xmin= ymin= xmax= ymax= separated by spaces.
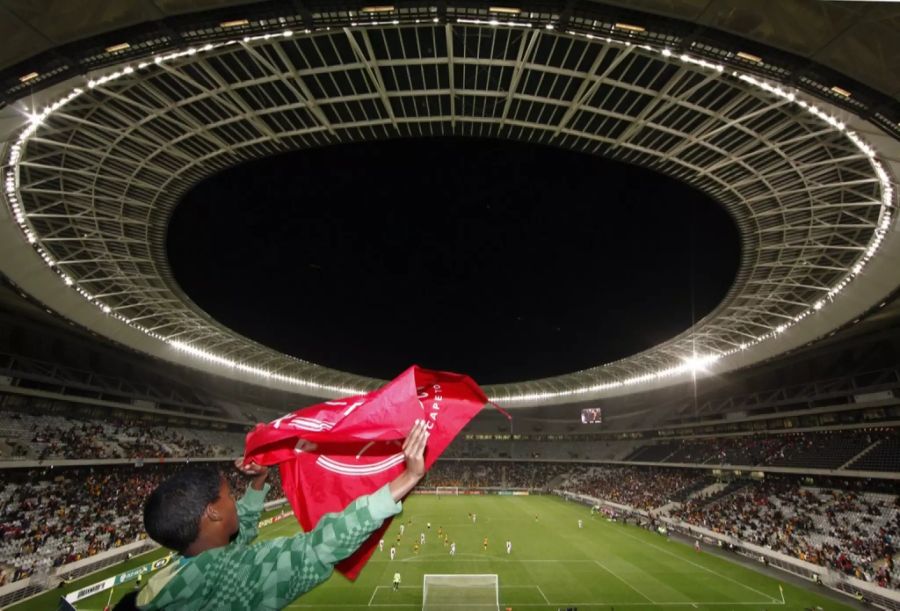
xmin=367 ymin=585 xmax=381 ymax=606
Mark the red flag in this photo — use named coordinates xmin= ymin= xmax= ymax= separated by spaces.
xmin=243 ymin=366 xmax=492 ymax=579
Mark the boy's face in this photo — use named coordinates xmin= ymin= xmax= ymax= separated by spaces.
xmin=210 ymin=477 xmax=239 ymax=540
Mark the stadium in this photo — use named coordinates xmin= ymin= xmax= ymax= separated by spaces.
xmin=0 ymin=0 xmax=899 ymax=609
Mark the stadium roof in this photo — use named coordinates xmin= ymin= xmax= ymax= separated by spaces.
xmin=1 ymin=1 xmax=899 ymax=104
xmin=0 ymin=0 xmax=899 ymax=407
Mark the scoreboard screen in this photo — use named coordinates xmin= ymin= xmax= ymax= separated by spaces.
xmin=580 ymin=407 xmax=602 ymax=424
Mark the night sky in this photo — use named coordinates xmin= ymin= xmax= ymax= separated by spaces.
xmin=167 ymin=138 xmax=740 ymax=385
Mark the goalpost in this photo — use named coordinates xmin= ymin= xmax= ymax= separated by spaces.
xmin=422 ymin=574 xmax=499 ymax=611
xmin=435 ymin=486 xmax=459 ymax=495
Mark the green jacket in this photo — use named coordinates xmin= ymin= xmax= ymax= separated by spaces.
xmin=137 ymin=483 xmax=401 ymax=610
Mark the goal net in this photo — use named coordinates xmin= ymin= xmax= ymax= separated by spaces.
xmin=435 ymin=486 xmax=459 ymax=495
xmin=422 ymin=574 xmax=499 ymax=611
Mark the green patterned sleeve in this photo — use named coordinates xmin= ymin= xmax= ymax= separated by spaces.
xmin=253 ymin=483 xmax=401 ymax=609
xmin=234 ymin=483 xmax=270 ymax=545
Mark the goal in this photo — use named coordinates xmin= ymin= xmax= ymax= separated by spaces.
xmin=435 ymin=486 xmax=459 ymax=495
xmin=422 ymin=574 xmax=499 ymax=611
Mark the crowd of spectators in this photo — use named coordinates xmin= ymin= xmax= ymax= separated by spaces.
xmin=0 ymin=463 xmax=284 ymax=586
xmin=663 ymin=436 xmax=788 ymax=465
xmin=423 ymin=430 xmax=900 ymax=470
xmin=561 ymin=466 xmax=707 ymax=511
xmin=0 ymin=411 xmax=245 ymax=461
xmin=626 ymin=429 xmax=897 ymax=471
xmin=441 ymin=438 xmax=635 ymax=461
xmin=766 ymin=430 xmax=885 ymax=470
xmin=669 ymin=477 xmax=899 ymax=588
xmin=424 ymin=460 xmax=570 ymax=489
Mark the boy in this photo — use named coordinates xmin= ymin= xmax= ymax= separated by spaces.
xmin=132 ymin=420 xmax=429 ymax=610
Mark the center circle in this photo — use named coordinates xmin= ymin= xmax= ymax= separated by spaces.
xmin=167 ymin=138 xmax=740 ymax=384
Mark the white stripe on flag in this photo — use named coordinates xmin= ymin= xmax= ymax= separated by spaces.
xmin=283 ymin=417 xmax=335 ymax=431
xmin=343 ymin=401 xmax=365 ymax=416
xmin=316 ymin=453 xmax=406 ymax=475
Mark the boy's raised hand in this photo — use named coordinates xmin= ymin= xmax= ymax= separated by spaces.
xmin=389 ymin=419 xmax=430 ymax=501
xmin=235 ymin=458 xmax=269 ymax=490
xmin=234 ymin=457 xmax=268 ymax=476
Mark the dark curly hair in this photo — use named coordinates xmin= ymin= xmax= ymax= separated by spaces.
xmin=143 ymin=467 xmax=222 ymax=553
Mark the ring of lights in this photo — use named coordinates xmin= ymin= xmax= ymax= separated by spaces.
xmin=1 ymin=18 xmax=898 ymax=407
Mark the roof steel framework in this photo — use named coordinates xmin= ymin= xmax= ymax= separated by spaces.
xmin=1 ymin=13 xmax=897 ymax=405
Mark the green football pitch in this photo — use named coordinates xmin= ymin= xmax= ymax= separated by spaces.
xmin=15 ymin=494 xmax=852 ymax=611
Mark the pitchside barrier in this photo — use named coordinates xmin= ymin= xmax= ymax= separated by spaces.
xmin=62 ymin=553 xmax=178 ymax=605
xmin=557 ymin=490 xmax=900 ymax=611
xmin=0 ymin=498 xmax=290 ymax=609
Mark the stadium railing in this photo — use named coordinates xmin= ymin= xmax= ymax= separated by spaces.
xmin=557 ymin=490 xmax=900 ymax=610
xmin=0 ymin=455 xmax=234 ymax=469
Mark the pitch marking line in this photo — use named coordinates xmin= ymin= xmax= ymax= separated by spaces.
xmin=614 ymin=527 xmax=779 ymax=603
xmin=399 ymin=552 xmax=486 ymax=562
xmin=594 ymin=559 xmax=656 ymax=604
xmin=290 ymin=601 xmax=784 ymax=608
xmin=396 ymin=556 xmax=727 ymax=564
xmin=366 ymin=584 xmax=542 ymax=607
xmin=367 ymin=586 xmax=381 ymax=606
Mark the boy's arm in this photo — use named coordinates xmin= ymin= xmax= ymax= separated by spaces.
xmin=252 ymin=482 xmax=401 ymax=608
xmin=234 ymin=482 xmax=270 ymax=545
xmin=232 ymin=462 xmax=271 ymax=545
